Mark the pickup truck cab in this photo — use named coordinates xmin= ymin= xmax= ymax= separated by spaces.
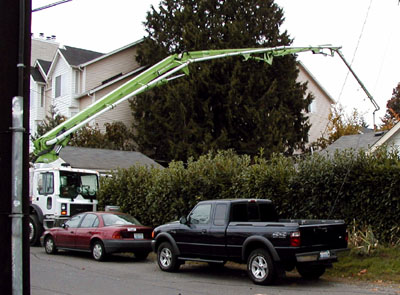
xmin=152 ymin=199 xmax=348 ymax=285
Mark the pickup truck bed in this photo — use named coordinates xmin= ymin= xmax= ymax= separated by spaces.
xmin=152 ymin=199 xmax=348 ymax=285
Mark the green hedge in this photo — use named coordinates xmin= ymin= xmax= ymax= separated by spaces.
xmin=98 ymin=149 xmax=400 ymax=243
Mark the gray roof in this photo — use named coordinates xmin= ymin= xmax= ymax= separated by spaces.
xmin=59 ymin=146 xmax=163 ymax=171
xmin=322 ymin=131 xmax=386 ymax=155
xmin=30 ymin=67 xmax=45 ymax=83
xmin=37 ymin=59 xmax=52 ymax=74
xmin=59 ymin=46 xmax=103 ymax=66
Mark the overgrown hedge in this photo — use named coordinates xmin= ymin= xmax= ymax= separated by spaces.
xmin=98 ymin=149 xmax=400 ymax=244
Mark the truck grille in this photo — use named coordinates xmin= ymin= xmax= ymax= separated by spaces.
xmin=70 ymin=204 xmax=94 ymax=216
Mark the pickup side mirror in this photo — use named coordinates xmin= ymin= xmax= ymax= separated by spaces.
xmin=179 ymin=216 xmax=188 ymax=224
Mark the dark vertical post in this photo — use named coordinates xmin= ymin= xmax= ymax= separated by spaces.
xmin=0 ymin=0 xmax=31 ymax=294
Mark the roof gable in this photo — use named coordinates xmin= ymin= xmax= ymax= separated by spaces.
xmin=59 ymin=46 xmax=103 ymax=66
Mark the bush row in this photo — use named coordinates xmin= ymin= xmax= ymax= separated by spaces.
xmin=98 ymin=149 xmax=400 ymax=243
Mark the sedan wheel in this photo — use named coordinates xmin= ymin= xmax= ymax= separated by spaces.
xmin=247 ymin=249 xmax=275 ymax=285
xmin=92 ymin=241 xmax=106 ymax=261
xmin=44 ymin=236 xmax=57 ymax=254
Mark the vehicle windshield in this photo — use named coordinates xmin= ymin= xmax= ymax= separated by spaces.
xmin=102 ymin=214 xmax=142 ymax=226
xmin=60 ymin=171 xmax=98 ymax=200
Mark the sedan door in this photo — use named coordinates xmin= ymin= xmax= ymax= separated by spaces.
xmin=55 ymin=213 xmax=84 ymax=248
xmin=74 ymin=213 xmax=100 ymax=250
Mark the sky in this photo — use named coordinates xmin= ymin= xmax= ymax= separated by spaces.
xmin=31 ymin=0 xmax=400 ymax=127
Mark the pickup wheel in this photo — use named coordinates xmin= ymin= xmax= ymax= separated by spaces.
xmin=29 ymin=215 xmax=43 ymax=246
xmin=157 ymin=242 xmax=180 ymax=272
xmin=247 ymin=248 xmax=275 ymax=285
xmin=297 ymin=264 xmax=326 ymax=280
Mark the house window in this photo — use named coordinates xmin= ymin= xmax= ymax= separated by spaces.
xmin=75 ymin=71 xmax=80 ymax=94
xmin=308 ymin=100 xmax=316 ymax=113
xmin=40 ymin=86 xmax=45 ymax=107
xmin=55 ymin=75 xmax=62 ymax=98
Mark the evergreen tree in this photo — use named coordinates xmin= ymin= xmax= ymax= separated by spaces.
xmin=132 ymin=0 xmax=312 ymax=162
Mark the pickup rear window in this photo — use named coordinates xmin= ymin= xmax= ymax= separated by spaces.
xmin=231 ymin=202 xmax=278 ymax=222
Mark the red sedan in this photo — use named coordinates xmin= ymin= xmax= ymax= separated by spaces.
xmin=40 ymin=212 xmax=153 ymax=261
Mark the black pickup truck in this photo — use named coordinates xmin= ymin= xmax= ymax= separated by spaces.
xmin=152 ymin=199 xmax=348 ymax=285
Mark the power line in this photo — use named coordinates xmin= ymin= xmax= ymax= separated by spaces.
xmin=32 ymin=0 xmax=72 ymax=12
xmin=337 ymin=0 xmax=373 ymax=104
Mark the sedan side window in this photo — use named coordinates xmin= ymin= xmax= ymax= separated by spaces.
xmin=65 ymin=214 xmax=84 ymax=228
xmin=80 ymin=214 xmax=98 ymax=228
xmin=189 ymin=204 xmax=211 ymax=224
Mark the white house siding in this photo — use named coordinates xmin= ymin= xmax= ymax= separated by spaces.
xmin=51 ymin=55 xmax=73 ymax=117
xmin=297 ymin=63 xmax=334 ymax=145
xmin=83 ymin=46 xmax=140 ymax=92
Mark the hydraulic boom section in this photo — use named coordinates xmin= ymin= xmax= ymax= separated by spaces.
xmin=33 ymin=45 xmax=377 ymax=163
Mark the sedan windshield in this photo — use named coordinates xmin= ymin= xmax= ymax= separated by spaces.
xmin=102 ymin=214 xmax=142 ymax=226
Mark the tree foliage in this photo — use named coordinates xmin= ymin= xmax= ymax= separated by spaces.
xmin=313 ymin=104 xmax=368 ymax=149
xmin=31 ymin=106 xmax=136 ymax=151
xmin=131 ymin=0 xmax=312 ymax=163
xmin=380 ymin=82 xmax=400 ymax=131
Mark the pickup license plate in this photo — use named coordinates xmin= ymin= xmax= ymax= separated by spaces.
xmin=134 ymin=233 xmax=144 ymax=239
xmin=319 ymin=250 xmax=330 ymax=259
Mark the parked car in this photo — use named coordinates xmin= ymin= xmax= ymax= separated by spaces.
xmin=152 ymin=199 xmax=348 ymax=285
xmin=41 ymin=211 xmax=153 ymax=261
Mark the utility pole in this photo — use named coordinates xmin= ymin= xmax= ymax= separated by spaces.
xmin=0 ymin=0 xmax=31 ymax=294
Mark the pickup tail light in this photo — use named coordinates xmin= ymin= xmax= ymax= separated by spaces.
xmin=290 ymin=231 xmax=301 ymax=247
xmin=112 ymin=231 xmax=122 ymax=239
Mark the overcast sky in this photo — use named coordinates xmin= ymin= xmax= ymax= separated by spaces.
xmin=32 ymin=0 xmax=400 ymax=127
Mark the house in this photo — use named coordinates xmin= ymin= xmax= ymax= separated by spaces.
xmin=30 ymin=38 xmax=334 ymax=154
xmin=321 ymin=122 xmax=400 ymax=156
xmin=297 ymin=62 xmax=335 ymax=146
xmin=59 ymin=146 xmax=163 ymax=174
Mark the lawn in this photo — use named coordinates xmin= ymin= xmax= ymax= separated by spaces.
xmin=325 ymin=247 xmax=400 ymax=284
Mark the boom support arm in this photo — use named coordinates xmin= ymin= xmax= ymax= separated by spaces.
xmin=33 ymin=45 xmax=377 ymax=163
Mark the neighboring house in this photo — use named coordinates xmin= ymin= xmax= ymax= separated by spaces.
xmin=297 ymin=62 xmax=335 ymax=146
xmin=30 ymin=38 xmax=334 ymax=154
xmin=321 ymin=122 xmax=400 ymax=156
xmin=59 ymin=146 xmax=163 ymax=174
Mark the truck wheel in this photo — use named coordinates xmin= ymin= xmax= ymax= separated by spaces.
xmin=92 ymin=241 xmax=107 ymax=261
xmin=297 ymin=264 xmax=326 ymax=280
xmin=29 ymin=215 xmax=43 ymax=246
xmin=247 ymin=248 xmax=275 ymax=285
xmin=44 ymin=235 xmax=57 ymax=254
xmin=157 ymin=242 xmax=180 ymax=272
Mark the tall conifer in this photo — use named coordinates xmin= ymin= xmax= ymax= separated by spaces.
xmin=132 ymin=0 xmax=312 ymax=162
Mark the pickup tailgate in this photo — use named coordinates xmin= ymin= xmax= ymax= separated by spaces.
xmin=280 ymin=219 xmax=347 ymax=250
xmin=297 ymin=220 xmax=347 ymax=249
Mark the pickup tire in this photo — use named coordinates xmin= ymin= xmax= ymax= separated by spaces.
xmin=297 ymin=264 xmax=326 ymax=280
xmin=29 ymin=214 xmax=43 ymax=246
xmin=247 ymin=248 xmax=275 ymax=285
xmin=157 ymin=242 xmax=180 ymax=272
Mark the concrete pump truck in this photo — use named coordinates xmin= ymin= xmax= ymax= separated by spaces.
xmin=29 ymin=45 xmax=379 ymax=245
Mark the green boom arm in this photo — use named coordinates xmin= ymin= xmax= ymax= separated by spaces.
xmin=33 ymin=45 xmax=373 ymax=163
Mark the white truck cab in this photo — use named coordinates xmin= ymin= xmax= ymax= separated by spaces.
xmin=29 ymin=159 xmax=98 ymax=245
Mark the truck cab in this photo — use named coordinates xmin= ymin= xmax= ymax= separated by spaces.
xmin=29 ymin=160 xmax=99 ymax=245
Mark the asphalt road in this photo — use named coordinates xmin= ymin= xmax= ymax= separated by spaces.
xmin=30 ymin=246 xmax=399 ymax=295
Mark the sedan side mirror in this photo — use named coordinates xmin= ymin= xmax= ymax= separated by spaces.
xmin=61 ymin=223 xmax=68 ymax=229
xmin=179 ymin=216 xmax=188 ymax=224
